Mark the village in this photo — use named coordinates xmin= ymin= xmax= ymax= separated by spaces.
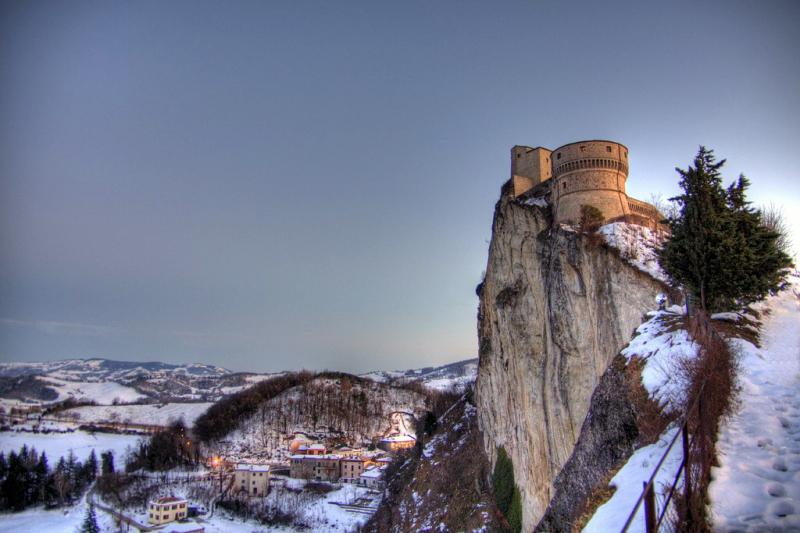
xmin=139 ymin=429 xmax=417 ymax=530
xmin=0 ymin=400 xmax=422 ymax=531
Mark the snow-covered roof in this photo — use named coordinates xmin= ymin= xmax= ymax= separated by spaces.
xmin=360 ymin=467 xmax=383 ymax=479
xmin=152 ymin=496 xmax=187 ymax=504
xmin=235 ymin=463 xmax=269 ymax=472
xmin=380 ymin=434 xmax=416 ymax=442
xmin=308 ymin=443 xmax=326 ymax=450
xmin=289 ymin=454 xmax=342 ymax=461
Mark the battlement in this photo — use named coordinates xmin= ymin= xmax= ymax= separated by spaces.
xmin=505 ymin=139 xmax=661 ymax=228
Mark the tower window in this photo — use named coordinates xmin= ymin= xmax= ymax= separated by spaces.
xmin=557 ymin=153 xmax=561 ymax=159
xmin=606 ymin=146 xmax=612 ymax=153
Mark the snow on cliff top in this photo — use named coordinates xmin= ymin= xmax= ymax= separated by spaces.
xmin=599 ymin=222 xmax=668 ymax=283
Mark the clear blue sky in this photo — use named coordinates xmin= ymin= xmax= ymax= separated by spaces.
xmin=1 ymin=0 xmax=798 ymax=373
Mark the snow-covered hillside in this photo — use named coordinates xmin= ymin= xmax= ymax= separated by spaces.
xmin=214 ymin=376 xmax=428 ymax=463
xmin=360 ymin=358 xmax=477 ymax=392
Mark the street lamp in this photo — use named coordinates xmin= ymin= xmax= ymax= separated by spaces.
xmin=211 ymin=456 xmax=223 ymax=493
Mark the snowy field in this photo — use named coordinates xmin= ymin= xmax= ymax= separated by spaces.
xmin=0 ymin=430 xmax=142 ymax=463
xmin=40 ymin=377 xmax=147 ymax=404
xmin=63 ymin=401 xmax=213 ymax=426
xmin=709 ymin=276 xmax=800 ymax=531
xmin=0 ymin=503 xmax=117 ymax=533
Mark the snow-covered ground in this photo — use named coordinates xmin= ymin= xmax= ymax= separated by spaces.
xmin=0 ymin=503 xmax=117 ymax=533
xmin=583 ymin=426 xmax=684 ymax=533
xmin=63 ymin=401 xmax=213 ymax=426
xmin=0 ymin=430 xmax=142 ymax=463
xmin=621 ymin=307 xmax=698 ymax=412
xmin=709 ymin=276 xmax=800 ymax=531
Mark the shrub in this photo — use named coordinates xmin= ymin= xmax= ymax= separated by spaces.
xmin=492 ymin=447 xmax=514 ymax=517
xmin=579 ymin=204 xmax=604 ymax=233
xmin=508 ymin=487 xmax=523 ymax=533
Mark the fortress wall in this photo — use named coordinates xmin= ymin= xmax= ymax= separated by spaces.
xmin=551 ymin=141 xmax=630 ymax=223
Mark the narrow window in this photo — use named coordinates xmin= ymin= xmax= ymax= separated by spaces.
xmin=557 ymin=152 xmax=561 ymax=159
xmin=606 ymin=146 xmax=612 ymax=153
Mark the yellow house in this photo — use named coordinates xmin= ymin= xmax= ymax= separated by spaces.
xmin=148 ymin=496 xmax=188 ymax=525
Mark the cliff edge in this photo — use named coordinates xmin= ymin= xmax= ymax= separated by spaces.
xmin=475 ymin=195 xmax=666 ymax=531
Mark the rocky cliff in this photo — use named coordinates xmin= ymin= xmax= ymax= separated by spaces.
xmin=475 ymin=196 xmax=666 ymax=531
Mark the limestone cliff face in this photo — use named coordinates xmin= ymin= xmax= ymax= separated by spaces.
xmin=475 ymin=196 xmax=665 ymax=531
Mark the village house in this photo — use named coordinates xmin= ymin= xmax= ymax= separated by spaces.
xmin=359 ymin=466 xmax=386 ymax=490
xmin=299 ymin=443 xmax=327 ymax=455
xmin=339 ymin=456 xmax=368 ymax=483
xmin=289 ymin=454 xmax=342 ymax=482
xmin=379 ymin=434 xmax=416 ymax=452
xmin=233 ymin=463 xmax=270 ymax=496
xmin=148 ymin=496 xmax=188 ymax=525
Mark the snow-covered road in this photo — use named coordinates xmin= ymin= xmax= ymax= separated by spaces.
xmin=709 ymin=277 xmax=800 ymax=531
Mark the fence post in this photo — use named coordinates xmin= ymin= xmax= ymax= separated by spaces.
xmin=643 ymin=481 xmax=657 ymax=533
xmin=682 ymin=420 xmax=692 ymax=523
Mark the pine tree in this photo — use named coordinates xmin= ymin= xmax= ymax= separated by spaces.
xmin=34 ymin=452 xmax=49 ymax=506
xmin=100 ymin=451 xmax=114 ymax=475
xmin=84 ymin=450 xmax=98 ymax=484
xmin=3 ymin=451 xmax=25 ymax=511
xmin=0 ymin=452 xmax=7 ymax=482
xmin=659 ymin=147 xmax=792 ymax=312
xmin=78 ymin=503 xmax=100 ymax=533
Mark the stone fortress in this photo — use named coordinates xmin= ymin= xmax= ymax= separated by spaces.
xmin=503 ymin=139 xmax=662 ymax=227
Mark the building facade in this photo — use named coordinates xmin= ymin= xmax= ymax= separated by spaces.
xmin=233 ymin=464 xmax=270 ymax=496
xmin=148 ymin=496 xmax=188 ymax=525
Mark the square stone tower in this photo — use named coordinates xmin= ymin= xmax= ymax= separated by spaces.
xmin=509 ymin=145 xmax=553 ymax=197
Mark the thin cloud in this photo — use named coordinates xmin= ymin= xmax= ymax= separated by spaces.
xmin=0 ymin=318 xmax=121 ymax=337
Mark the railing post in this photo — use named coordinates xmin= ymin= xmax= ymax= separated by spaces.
xmin=682 ymin=421 xmax=692 ymax=522
xmin=643 ymin=481 xmax=657 ymax=533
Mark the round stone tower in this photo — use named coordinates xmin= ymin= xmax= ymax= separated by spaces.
xmin=551 ymin=140 xmax=631 ymax=224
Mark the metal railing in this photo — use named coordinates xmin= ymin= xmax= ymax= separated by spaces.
xmin=620 ymin=386 xmax=704 ymax=533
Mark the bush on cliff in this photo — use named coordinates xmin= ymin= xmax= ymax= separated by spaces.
xmin=492 ymin=447 xmax=514 ymax=517
xmin=508 ymin=486 xmax=523 ymax=533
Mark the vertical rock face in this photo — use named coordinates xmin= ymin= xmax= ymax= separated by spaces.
xmin=475 ymin=196 xmax=665 ymax=531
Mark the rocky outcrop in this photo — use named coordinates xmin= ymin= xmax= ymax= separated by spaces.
xmin=475 ymin=196 xmax=666 ymax=531
xmin=535 ymin=355 xmax=639 ymax=531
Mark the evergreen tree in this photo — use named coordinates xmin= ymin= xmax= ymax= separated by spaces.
xmin=34 ymin=452 xmax=49 ymax=506
xmin=53 ymin=457 xmax=71 ymax=506
xmin=100 ymin=451 xmax=114 ymax=475
xmin=2 ymin=451 xmax=25 ymax=511
xmin=0 ymin=452 xmax=7 ymax=481
xmin=83 ymin=450 xmax=98 ymax=484
xmin=78 ymin=503 xmax=100 ymax=533
xmin=492 ymin=447 xmax=515 ymax=517
xmin=659 ymin=147 xmax=792 ymax=312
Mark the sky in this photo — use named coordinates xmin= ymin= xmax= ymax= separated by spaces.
xmin=1 ymin=0 xmax=798 ymax=373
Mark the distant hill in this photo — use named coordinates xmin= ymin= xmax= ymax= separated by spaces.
xmin=0 ymin=356 xmax=476 ymax=406
xmin=360 ymin=358 xmax=478 ymax=392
